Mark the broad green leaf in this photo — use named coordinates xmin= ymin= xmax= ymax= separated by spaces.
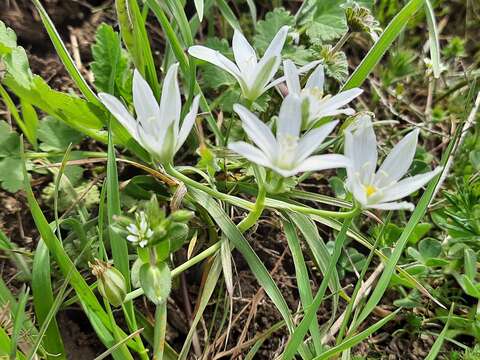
xmin=37 ymin=117 xmax=84 ymax=152
xmin=0 ymin=21 xmax=16 ymax=54
xmin=307 ymin=8 xmax=347 ymax=44
xmin=254 ymin=8 xmax=294 ymax=53
xmin=0 ymin=157 xmax=23 ymax=193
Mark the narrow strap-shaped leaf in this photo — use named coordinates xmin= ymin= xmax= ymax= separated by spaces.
xmin=424 ymin=304 xmax=454 ymax=360
xmin=342 ymin=0 xmax=424 ymax=90
xmin=30 ymin=0 xmax=100 ymax=105
xmin=424 ymin=0 xmax=441 ymax=78
xmin=282 ymin=219 xmax=322 ymax=354
xmin=187 ymin=188 xmax=295 ymax=331
xmin=31 ymin=240 xmax=66 ymax=359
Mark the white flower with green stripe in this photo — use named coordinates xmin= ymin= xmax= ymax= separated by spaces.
xmin=344 ymin=115 xmax=442 ymax=210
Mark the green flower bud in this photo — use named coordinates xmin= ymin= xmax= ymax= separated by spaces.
xmin=168 ymin=222 xmax=189 ymax=252
xmin=170 ymin=210 xmax=194 ymax=223
xmin=90 ymin=259 xmax=126 ymax=307
xmin=139 ymin=262 xmax=172 ymax=305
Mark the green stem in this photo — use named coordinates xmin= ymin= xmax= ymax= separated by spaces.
xmin=165 ymin=163 xmax=357 ymax=219
xmin=153 ymin=302 xmax=167 ymax=360
xmin=238 ymin=185 xmax=267 ymax=232
xmin=124 ymin=241 xmax=222 ymax=302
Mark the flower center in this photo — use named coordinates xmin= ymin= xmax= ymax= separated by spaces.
xmin=276 ymin=133 xmax=299 ymax=169
xmin=302 ymin=87 xmax=324 ymax=101
xmin=364 ymin=184 xmax=378 ymax=197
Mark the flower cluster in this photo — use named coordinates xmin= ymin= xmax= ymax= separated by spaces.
xmin=99 ymin=27 xmax=442 ymax=212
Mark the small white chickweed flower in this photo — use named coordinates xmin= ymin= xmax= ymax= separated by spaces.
xmin=228 ymin=94 xmax=351 ymax=177
xmin=188 ymin=26 xmax=289 ymax=101
xmin=99 ymin=63 xmax=200 ymax=164
xmin=283 ymin=59 xmax=363 ymax=128
xmin=344 ymin=115 xmax=442 ymax=211
xmin=126 ymin=211 xmax=154 ymax=248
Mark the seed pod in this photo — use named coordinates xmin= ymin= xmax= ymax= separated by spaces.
xmin=90 ymin=259 xmax=126 ymax=307
xmin=170 ymin=210 xmax=194 ymax=223
xmin=139 ymin=262 xmax=171 ymax=305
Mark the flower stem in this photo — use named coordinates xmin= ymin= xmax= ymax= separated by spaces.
xmin=153 ymin=302 xmax=167 ymax=360
xmin=124 ymin=241 xmax=222 ymax=302
xmin=238 ymin=184 xmax=267 ymax=233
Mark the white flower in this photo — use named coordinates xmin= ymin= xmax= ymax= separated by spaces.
xmin=283 ymin=59 xmax=363 ymax=128
xmin=344 ymin=115 xmax=442 ymax=211
xmin=98 ymin=64 xmax=200 ymax=164
xmin=188 ymin=26 xmax=289 ymax=101
xmin=126 ymin=212 xmax=154 ymax=248
xmin=228 ymin=94 xmax=351 ymax=177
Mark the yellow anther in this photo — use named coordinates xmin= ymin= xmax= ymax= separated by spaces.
xmin=365 ymin=185 xmax=377 ymax=197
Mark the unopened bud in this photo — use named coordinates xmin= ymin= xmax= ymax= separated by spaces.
xmin=139 ymin=262 xmax=172 ymax=305
xmin=170 ymin=210 xmax=194 ymax=222
xmin=90 ymin=259 xmax=126 ymax=307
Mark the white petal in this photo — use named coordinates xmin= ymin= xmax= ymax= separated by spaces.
xmin=277 ymin=94 xmax=302 ymax=138
xmin=228 ymin=141 xmax=271 ymax=168
xmin=283 ymin=60 xmax=301 ymax=95
xmin=176 ymin=95 xmax=200 ymax=151
xmin=265 ymin=60 xmax=322 ymax=91
xmin=188 ymin=45 xmax=241 ymax=79
xmin=380 ymin=167 xmax=443 ymax=203
xmin=262 ymin=25 xmax=289 ymax=60
xmin=346 ymin=174 xmax=368 ymax=206
xmin=305 ymin=64 xmax=325 ymax=90
xmin=345 ymin=115 xmax=377 ymax=184
xmin=233 ymin=104 xmax=277 ymax=158
xmin=312 ymin=88 xmax=363 ymax=119
xmin=159 ymin=63 xmax=181 ymax=134
xmin=246 ymin=55 xmax=280 ymax=99
xmin=376 ymin=129 xmax=419 ymax=187
xmin=98 ymin=93 xmax=138 ymax=138
xmin=232 ymin=29 xmax=257 ymax=74
xmin=294 ymin=154 xmax=351 ymax=173
xmin=133 ymin=69 xmax=160 ymax=123
xmin=127 ymin=234 xmax=139 ymax=243
xmin=296 ymin=120 xmax=338 ymax=161
xmin=367 ymin=202 xmax=415 ymax=211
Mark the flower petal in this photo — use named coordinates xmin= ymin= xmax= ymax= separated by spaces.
xmin=296 ymin=120 xmax=338 ymax=161
xmin=265 ymin=60 xmax=322 ymax=90
xmin=232 ymin=29 xmax=257 ymax=74
xmin=305 ymin=64 xmax=325 ymax=90
xmin=176 ymin=95 xmax=200 ymax=151
xmin=98 ymin=93 xmax=138 ymax=138
xmin=367 ymin=201 xmax=415 ymax=211
xmin=294 ymin=154 xmax=351 ymax=173
xmin=159 ymin=63 xmax=181 ymax=135
xmin=277 ymin=94 xmax=302 ymax=138
xmin=228 ymin=141 xmax=271 ymax=168
xmin=262 ymin=25 xmax=289 ymax=60
xmin=133 ymin=69 xmax=160 ymax=124
xmin=233 ymin=104 xmax=277 ymax=158
xmin=312 ymin=88 xmax=363 ymax=119
xmin=283 ymin=60 xmax=301 ymax=95
xmin=246 ymin=55 xmax=280 ymax=99
xmin=380 ymin=167 xmax=443 ymax=203
xmin=188 ymin=45 xmax=241 ymax=79
xmin=345 ymin=115 xmax=377 ymax=184
xmin=376 ymin=129 xmax=419 ymax=187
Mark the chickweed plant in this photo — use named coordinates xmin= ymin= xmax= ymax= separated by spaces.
xmin=0 ymin=0 xmax=478 ymax=359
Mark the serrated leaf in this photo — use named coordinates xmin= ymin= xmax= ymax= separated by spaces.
xmin=254 ymin=8 xmax=294 ymax=53
xmin=91 ymin=23 xmax=130 ymax=95
xmin=37 ymin=116 xmax=84 ymax=152
xmin=307 ymin=0 xmax=348 ymax=44
xmin=0 ymin=121 xmax=20 ymax=157
xmin=3 ymin=47 xmax=34 ymax=88
xmin=0 ymin=157 xmax=23 ymax=192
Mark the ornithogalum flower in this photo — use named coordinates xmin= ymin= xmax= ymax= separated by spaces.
xmin=188 ymin=26 xmax=289 ymax=101
xmin=99 ymin=64 xmax=200 ymax=164
xmin=228 ymin=94 xmax=350 ymax=177
xmin=283 ymin=59 xmax=363 ymax=128
xmin=344 ymin=115 xmax=442 ymax=210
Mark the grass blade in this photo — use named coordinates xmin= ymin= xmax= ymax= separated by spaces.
xmin=424 ymin=0 xmax=441 ymax=78
xmin=10 ymin=286 xmax=29 ymax=360
xmin=31 ymin=240 xmax=66 ymax=359
xmin=342 ymin=0 xmax=424 ymax=90
xmin=424 ymin=304 xmax=454 ymax=360
xmin=30 ymin=0 xmax=99 ymax=105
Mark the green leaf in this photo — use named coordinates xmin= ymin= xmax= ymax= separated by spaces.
xmin=307 ymin=0 xmax=348 ymax=44
xmin=254 ymin=8 xmax=294 ymax=53
xmin=0 ymin=121 xmax=20 ymax=157
xmin=0 ymin=157 xmax=23 ymax=193
xmin=3 ymin=47 xmax=33 ymax=88
xmin=91 ymin=23 xmax=130 ymax=95
xmin=0 ymin=21 xmax=17 ymax=54
xmin=194 ymin=0 xmax=204 ymax=21
xmin=418 ymin=238 xmax=442 ymax=260
xmin=37 ymin=117 xmax=84 ymax=152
